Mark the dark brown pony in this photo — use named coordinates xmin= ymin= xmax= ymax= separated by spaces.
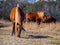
xmin=46 ymin=16 xmax=56 ymax=23
xmin=10 ymin=4 xmax=25 ymax=37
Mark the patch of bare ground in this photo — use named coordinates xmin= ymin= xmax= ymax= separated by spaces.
xmin=0 ymin=19 xmax=60 ymax=45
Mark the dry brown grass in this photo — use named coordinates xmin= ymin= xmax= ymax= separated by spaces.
xmin=0 ymin=20 xmax=60 ymax=45
xmin=24 ymin=22 xmax=60 ymax=32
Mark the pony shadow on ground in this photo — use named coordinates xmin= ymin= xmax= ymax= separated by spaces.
xmin=28 ymin=35 xmax=53 ymax=39
xmin=21 ymin=35 xmax=53 ymax=39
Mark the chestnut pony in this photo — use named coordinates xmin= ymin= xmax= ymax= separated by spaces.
xmin=10 ymin=4 xmax=25 ymax=37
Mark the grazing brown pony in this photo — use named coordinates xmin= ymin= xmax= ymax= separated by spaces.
xmin=26 ymin=11 xmax=47 ymax=24
xmin=10 ymin=4 xmax=25 ymax=37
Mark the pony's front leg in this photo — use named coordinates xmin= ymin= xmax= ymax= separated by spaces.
xmin=15 ymin=23 xmax=22 ymax=37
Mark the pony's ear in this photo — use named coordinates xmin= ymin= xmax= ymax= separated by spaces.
xmin=17 ymin=3 xmax=19 ymax=7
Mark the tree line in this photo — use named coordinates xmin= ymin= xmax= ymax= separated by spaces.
xmin=0 ymin=0 xmax=60 ymax=21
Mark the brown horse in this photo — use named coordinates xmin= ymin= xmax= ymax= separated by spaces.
xmin=26 ymin=11 xmax=47 ymax=24
xmin=10 ymin=4 xmax=25 ymax=37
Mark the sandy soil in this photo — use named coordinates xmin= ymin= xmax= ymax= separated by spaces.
xmin=0 ymin=20 xmax=60 ymax=45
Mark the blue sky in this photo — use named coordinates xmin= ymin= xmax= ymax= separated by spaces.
xmin=27 ymin=0 xmax=56 ymax=3
xmin=0 ymin=0 xmax=56 ymax=3
xmin=27 ymin=0 xmax=39 ymax=3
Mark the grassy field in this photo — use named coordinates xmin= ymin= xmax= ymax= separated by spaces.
xmin=0 ymin=19 xmax=60 ymax=45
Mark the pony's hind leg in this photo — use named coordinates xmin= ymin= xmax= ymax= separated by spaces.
xmin=12 ymin=22 xmax=15 ymax=36
xmin=15 ymin=22 xmax=18 ymax=37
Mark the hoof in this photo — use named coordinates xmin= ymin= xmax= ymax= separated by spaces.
xmin=17 ymin=35 xmax=20 ymax=38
